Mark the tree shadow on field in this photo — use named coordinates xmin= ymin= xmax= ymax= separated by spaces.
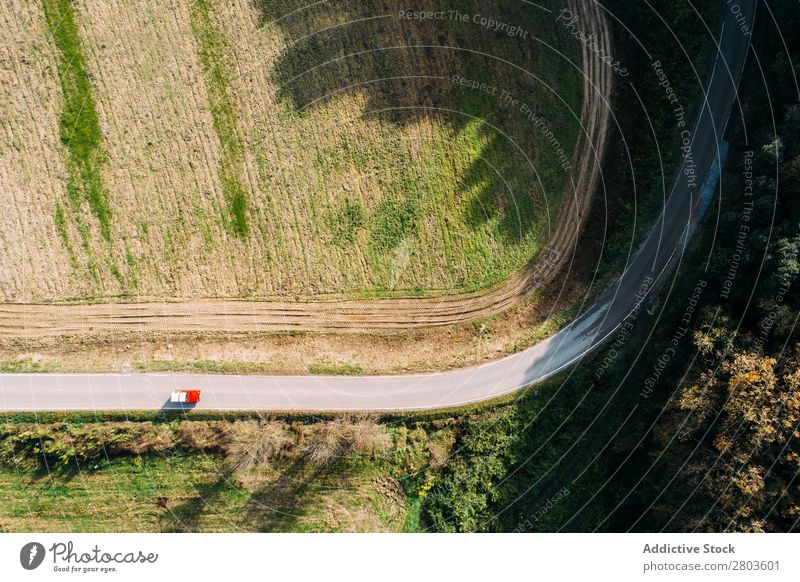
xmin=250 ymin=0 xmax=580 ymax=247
xmin=244 ymin=455 xmax=338 ymax=532
xmin=162 ymin=473 xmax=231 ymax=532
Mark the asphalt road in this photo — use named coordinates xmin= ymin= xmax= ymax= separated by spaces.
xmin=0 ymin=0 xmax=756 ymax=412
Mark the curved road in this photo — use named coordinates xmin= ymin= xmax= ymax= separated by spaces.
xmin=0 ymin=0 xmax=755 ymax=412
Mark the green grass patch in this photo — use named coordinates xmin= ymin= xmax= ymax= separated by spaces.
xmin=191 ymin=0 xmax=249 ymax=238
xmin=307 ymin=361 xmax=364 ymax=375
xmin=53 ymin=202 xmax=78 ymax=269
xmin=325 ymin=198 xmax=365 ymax=245
xmin=370 ymin=194 xmax=422 ymax=252
xmin=41 ymin=0 xmax=111 ymax=241
xmin=0 ymin=454 xmax=248 ymax=532
xmin=0 ymin=359 xmax=58 ymax=373
xmin=133 ymin=360 xmax=268 ymax=374
xmin=0 ymin=453 xmax=413 ymax=532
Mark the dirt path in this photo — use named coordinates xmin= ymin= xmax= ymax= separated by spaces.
xmin=0 ymin=0 xmax=611 ymax=339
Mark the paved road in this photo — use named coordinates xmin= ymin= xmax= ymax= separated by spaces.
xmin=0 ymin=0 xmax=755 ymax=412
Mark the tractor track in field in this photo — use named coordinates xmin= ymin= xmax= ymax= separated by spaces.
xmin=0 ymin=0 xmax=611 ymax=340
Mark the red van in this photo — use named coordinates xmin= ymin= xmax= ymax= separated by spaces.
xmin=169 ymin=389 xmax=201 ymax=404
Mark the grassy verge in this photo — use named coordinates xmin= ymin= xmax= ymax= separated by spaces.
xmin=133 ymin=360 xmax=269 ymax=375
xmin=0 ymin=359 xmax=58 ymax=373
xmin=133 ymin=358 xmax=365 ymax=376
xmin=307 ymin=361 xmax=363 ymax=375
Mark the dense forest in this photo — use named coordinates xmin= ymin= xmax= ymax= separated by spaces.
xmin=632 ymin=0 xmax=800 ymax=532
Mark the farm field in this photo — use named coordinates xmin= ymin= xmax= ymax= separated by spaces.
xmin=0 ymin=417 xmax=442 ymax=532
xmin=0 ymin=455 xmax=410 ymax=533
xmin=0 ymin=0 xmax=583 ymax=303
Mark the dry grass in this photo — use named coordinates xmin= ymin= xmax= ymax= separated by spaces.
xmin=223 ymin=417 xmax=391 ymax=472
xmin=0 ymin=0 xmax=581 ymax=302
xmin=224 ymin=420 xmax=291 ymax=475
xmin=0 ymin=0 xmax=76 ymax=300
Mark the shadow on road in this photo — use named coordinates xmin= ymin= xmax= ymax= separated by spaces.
xmin=159 ymin=399 xmax=199 ymax=414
